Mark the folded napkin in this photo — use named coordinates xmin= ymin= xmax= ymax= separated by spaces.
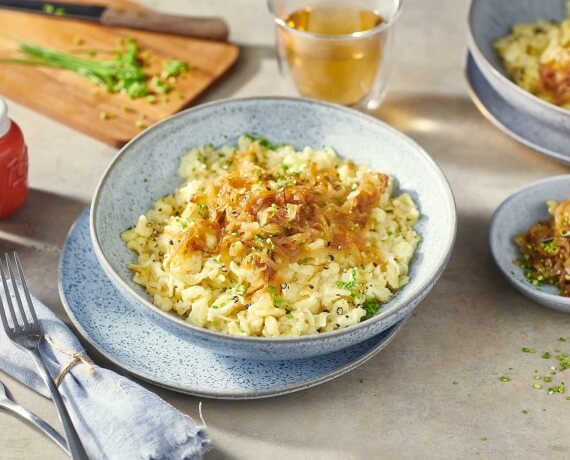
xmin=0 ymin=285 xmax=210 ymax=459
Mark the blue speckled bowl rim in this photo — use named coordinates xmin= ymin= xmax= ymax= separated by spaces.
xmin=90 ymin=96 xmax=457 ymax=346
xmin=464 ymin=52 xmax=570 ymax=165
xmin=489 ymin=175 xmax=570 ymax=311
xmin=59 ymin=211 xmax=408 ymax=398
xmin=467 ymin=0 xmax=570 ymax=119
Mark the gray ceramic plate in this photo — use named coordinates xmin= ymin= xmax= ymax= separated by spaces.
xmin=91 ymin=97 xmax=456 ymax=360
xmin=489 ymin=175 xmax=570 ymax=313
xmin=465 ymin=53 xmax=570 ymax=164
xmin=60 ymin=209 xmax=406 ymax=399
xmin=467 ymin=0 xmax=570 ymax=133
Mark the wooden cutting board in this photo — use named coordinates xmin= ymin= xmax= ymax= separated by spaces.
xmin=0 ymin=0 xmax=239 ymax=146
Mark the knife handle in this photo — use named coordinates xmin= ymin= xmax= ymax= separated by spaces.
xmin=101 ymin=9 xmax=229 ymax=41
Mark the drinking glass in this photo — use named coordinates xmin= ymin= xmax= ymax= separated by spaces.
xmin=267 ymin=0 xmax=403 ymax=110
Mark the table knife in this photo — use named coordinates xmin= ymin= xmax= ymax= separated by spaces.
xmin=0 ymin=0 xmax=229 ymax=41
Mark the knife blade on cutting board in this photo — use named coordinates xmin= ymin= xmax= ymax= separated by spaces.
xmin=0 ymin=0 xmax=229 ymax=40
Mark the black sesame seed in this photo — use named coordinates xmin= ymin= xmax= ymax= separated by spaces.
xmin=308 ymin=284 xmax=314 ymax=289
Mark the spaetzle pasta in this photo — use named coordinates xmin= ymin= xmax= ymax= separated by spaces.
xmin=121 ymin=135 xmax=420 ymax=337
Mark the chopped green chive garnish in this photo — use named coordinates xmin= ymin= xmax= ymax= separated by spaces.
xmin=161 ymin=59 xmax=189 ymax=79
xmin=273 ymin=295 xmax=284 ymax=308
xmin=548 ymin=384 xmax=565 ymax=395
xmin=197 ymin=204 xmax=210 ymax=219
xmin=558 ymin=354 xmax=570 ymax=370
xmin=151 ymin=76 xmax=171 ymax=94
xmin=336 ymin=268 xmax=357 ymax=291
xmin=522 ymin=347 xmax=536 ymax=353
xmin=362 ymin=298 xmax=381 ymax=321
xmin=499 ymin=376 xmax=511 ymax=382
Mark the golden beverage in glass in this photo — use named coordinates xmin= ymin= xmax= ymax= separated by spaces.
xmin=269 ymin=0 xmax=402 ymax=109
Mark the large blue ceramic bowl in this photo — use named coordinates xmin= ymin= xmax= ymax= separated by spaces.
xmin=468 ymin=0 xmax=570 ymax=133
xmin=90 ymin=97 xmax=456 ymax=360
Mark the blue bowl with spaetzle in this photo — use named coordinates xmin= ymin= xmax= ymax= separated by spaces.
xmin=90 ymin=97 xmax=456 ymax=360
xmin=468 ymin=0 xmax=570 ymax=135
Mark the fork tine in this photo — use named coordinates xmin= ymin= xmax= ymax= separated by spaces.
xmin=0 ymin=269 xmax=10 ymax=334
xmin=13 ymin=252 xmax=38 ymax=328
xmin=6 ymin=253 xmax=30 ymax=330
xmin=0 ymin=257 xmax=20 ymax=331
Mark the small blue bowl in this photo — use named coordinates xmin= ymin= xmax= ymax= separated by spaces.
xmin=90 ymin=97 xmax=456 ymax=360
xmin=468 ymin=0 xmax=570 ymax=133
xmin=490 ymin=175 xmax=570 ymax=314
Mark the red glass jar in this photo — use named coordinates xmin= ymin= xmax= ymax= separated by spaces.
xmin=0 ymin=98 xmax=28 ymax=218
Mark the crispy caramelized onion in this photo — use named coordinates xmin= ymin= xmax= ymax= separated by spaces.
xmin=175 ymin=149 xmax=389 ymax=283
xmin=539 ymin=64 xmax=570 ymax=106
xmin=515 ymin=200 xmax=570 ymax=296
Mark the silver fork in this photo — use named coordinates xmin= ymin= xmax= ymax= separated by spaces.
xmin=0 ymin=380 xmax=69 ymax=455
xmin=0 ymin=252 xmax=89 ymax=459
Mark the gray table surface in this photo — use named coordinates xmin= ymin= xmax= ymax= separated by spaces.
xmin=2 ymin=0 xmax=570 ymax=458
